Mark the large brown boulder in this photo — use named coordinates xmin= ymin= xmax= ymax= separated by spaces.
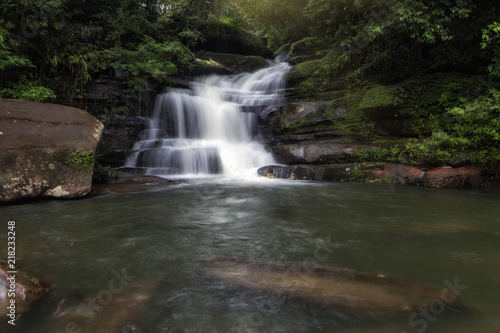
xmin=0 ymin=99 xmax=104 ymax=202
xmin=0 ymin=261 xmax=49 ymax=317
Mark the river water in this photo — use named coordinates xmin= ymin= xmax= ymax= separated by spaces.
xmin=2 ymin=180 xmax=500 ymax=333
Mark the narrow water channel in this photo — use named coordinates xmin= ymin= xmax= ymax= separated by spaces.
xmin=2 ymin=180 xmax=500 ymax=332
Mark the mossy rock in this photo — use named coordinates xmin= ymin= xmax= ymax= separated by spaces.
xmin=289 ymin=37 xmax=329 ymax=58
xmin=93 ymin=161 xmax=118 ymax=184
xmin=286 ymin=59 xmax=324 ymax=95
xmin=358 ymin=85 xmax=401 ymax=111
xmin=190 ymin=51 xmax=268 ymax=75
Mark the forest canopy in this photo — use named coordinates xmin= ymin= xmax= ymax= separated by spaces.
xmin=0 ymin=0 xmax=499 ymax=102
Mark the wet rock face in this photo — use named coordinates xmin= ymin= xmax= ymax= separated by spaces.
xmin=96 ymin=115 xmax=147 ymax=168
xmin=0 ymin=99 xmax=104 ymax=203
xmin=271 ymin=141 xmax=382 ymax=164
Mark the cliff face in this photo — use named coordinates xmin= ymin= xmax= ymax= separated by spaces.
xmin=257 ymin=71 xmax=500 ymax=189
xmin=0 ymin=99 xmax=104 ymax=203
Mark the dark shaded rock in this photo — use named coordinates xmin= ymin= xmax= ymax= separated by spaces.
xmin=258 ymin=164 xmax=353 ymax=181
xmin=85 ymin=75 xmax=129 ymax=100
xmin=0 ymin=99 xmax=104 ymax=202
xmin=419 ymin=165 xmax=485 ymax=189
xmin=93 ymin=161 xmax=118 ymax=183
xmin=268 ymin=101 xmax=333 ymax=130
xmin=96 ymin=115 xmax=148 ymax=168
xmin=261 ymin=100 xmax=351 ymax=145
xmin=361 ymin=106 xmax=417 ymax=137
xmin=191 ymin=21 xmax=271 ymax=57
xmin=114 ymin=167 xmax=148 ymax=178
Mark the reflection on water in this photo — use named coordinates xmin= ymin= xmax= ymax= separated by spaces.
xmin=1 ymin=181 xmax=500 ymax=332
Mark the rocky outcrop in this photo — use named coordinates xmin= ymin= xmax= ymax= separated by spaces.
xmin=258 ymin=163 xmax=489 ymax=189
xmin=258 ymin=164 xmax=353 ymax=182
xmin=258 ymin=90 xmax=499 ymax=189
xmin=418 ymin=165 xmax=485 ymax=189
xmin=271 ymin=141 xmax=381 ymax=164
xmin=0 ymin=99 xmax=104 ymax=203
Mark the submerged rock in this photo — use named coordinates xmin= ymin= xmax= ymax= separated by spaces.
xmin=46 ymin=275 xmax=164 ymax=333
xmin=0 ymin=99 xmax=104 ymax=203
xmin=205 ymin=256 xmax=463 ymax=315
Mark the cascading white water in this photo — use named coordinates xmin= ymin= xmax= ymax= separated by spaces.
xmin=125 ymin=61 xmax=290 ymax=178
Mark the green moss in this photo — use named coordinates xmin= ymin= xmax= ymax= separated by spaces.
xmin=359 ymin=85 xmax=400 ymax=110
xmin=364 ymin=162 xmax=386 ymax=168
xmin=287 ymin=59 xmax=324 ymax=94
xmin=67 ymin=150 xmax=95 ymax=169
xmin=321 ymin=88 xmax=376 ymax=137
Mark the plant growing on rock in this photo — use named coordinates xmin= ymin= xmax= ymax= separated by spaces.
xmin=67 ymin=150 xmax=95 ymax=169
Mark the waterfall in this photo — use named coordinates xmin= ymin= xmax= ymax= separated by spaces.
xmin=125 ymin=61 xmax=290 ymax=178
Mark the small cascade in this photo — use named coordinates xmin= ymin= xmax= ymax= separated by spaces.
xmin=125 ymin=62 xmax=290 ymax=178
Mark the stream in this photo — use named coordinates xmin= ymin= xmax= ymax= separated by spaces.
xmin=2 ymin=180 xmax=500 ymax=332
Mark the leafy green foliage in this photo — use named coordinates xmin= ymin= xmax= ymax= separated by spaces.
xmin=481 ymin=22 xmax=500 ymax=76
xmin=103 ymin=37 xmax=194 ymax=86
xmin=236 ymin=0 xmax=310 ymax=50
xmin=0 ymin=79 xmax=55 ymax=102
xmin=349 ymin=164 xmax=366 ymax=182
xmin=389 ymin=0 xmax=473 ymax=43
xmin=433 ymin=89 xmax=500 ymax=156
xmin=397 ymin=72 xmax=482 ymax=115
xmin=0 ymin=22 xmax=34 ymax=71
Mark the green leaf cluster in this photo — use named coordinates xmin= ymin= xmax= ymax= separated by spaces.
xmin=102 ymin=37 xmax=194 ymax=86
xmin=0 ymin=79 xmax=55 ymax=102
xmin=432 ymin=89 xmax=500 ymax=160
xmin=481 ymin=22 xmax=500 ymax=76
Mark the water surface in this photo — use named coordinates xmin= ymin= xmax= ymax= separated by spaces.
xmin=1 ymin=180 xmax=500 ymax=332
